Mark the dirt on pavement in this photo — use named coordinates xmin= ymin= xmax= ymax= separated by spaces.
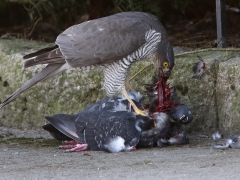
xmin=0 ymin=131 xmax=239 ymax=180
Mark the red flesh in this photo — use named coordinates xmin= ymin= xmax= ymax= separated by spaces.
xmin=154 ymin=68 xmax=178 ymax=113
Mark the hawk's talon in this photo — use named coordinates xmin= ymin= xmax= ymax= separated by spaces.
xmin=134 ymin=108 xmax=148 ymax=116
xmin=122 ymin=89 xmax=149 ymax=116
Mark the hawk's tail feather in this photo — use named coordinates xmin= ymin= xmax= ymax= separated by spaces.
xmin=23 ymin=45 xmax=58 ymax=59
xmin=0 ymin=63 xmax=65 ymax=109
xmin=24 ymin=45 xmax=65 ymax=68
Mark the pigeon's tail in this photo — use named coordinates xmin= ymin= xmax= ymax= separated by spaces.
xmin=45 ymin=114 xmax=79 ymax=142
xmin=0 ymin=63 xmax=66 ymax=109
xmin=42 ymin=124 xmax=73 ymax=141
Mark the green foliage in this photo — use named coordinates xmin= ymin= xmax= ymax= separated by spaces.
xmin=114 ymin=0 xmax=162 ymax=19
xmin=23 ymin=0 xmax=54 ymax=20
xmin=114 ymin=0 xmax=200 ymax=19
xmin=0 ymin=0 xmax=8 ymax=8
xmin=171 ymin=0 xmax=199 ymax=14
xmin=19 ymin=0 xmax=199 ymax=24
xmin=23 ymin=0 xmax=85 ymax=21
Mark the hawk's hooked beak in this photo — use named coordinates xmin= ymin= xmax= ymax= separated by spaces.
xmin=159 ymin=67 xmax=171 ymax=78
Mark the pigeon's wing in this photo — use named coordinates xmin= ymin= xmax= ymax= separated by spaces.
xmin=137 ymin=136 xmax=154 ymax=148
xmin=93 ymin=111 xmax=141 ymax=150
xmin=75 ymin=110 xmax=141 ymax=151
xmin=56 ymin=12 xmax=152 ymax=67
xmin=75 ymin=111 xmax=99 ymax=144
xmin=84 ymin=96 xmax=130 ymax=112
xmin=45 ymin=114 xmax=79 ymax=142
xmin=135 ymin=115 xmax=155 ymax=131
xmin=84 ymin=98 xmax=109 ymax=111
xmin=83 ymin=112 xmax=105 ymax=150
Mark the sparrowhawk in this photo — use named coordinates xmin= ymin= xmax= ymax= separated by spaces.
xmin=0 ymin=11 xmax=174 ymax=115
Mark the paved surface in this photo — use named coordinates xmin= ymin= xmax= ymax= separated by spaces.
xmin=0 ymin=131 xmax=239 ymax=180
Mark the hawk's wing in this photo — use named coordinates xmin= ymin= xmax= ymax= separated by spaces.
xmin=56 ymin=12 xmax=152 ymax=67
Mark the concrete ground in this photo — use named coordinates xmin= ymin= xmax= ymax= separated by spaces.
xmin=0 ymin=129 xmax=239 ymax=180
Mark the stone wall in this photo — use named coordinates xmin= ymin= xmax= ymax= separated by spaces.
xmin=0 ymin=39 xmax=240 ymax=134
xmin=0 ymin=39 xmax=155 ymax=129
xmin=169 ymin=50 xmax=240 ymax=134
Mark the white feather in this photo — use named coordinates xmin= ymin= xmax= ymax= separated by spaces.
xmin=104 ymin=136 xmax=125 ymax=153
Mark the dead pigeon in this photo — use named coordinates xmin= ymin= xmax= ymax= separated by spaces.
xmin=45 ymin=111 xmax=154 ymax=153
xmin=43 ymin=91 xmax=192 ymax=151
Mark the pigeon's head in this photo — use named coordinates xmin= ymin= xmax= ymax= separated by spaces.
xmin=169 ymin=103 xmax=193 ymax=124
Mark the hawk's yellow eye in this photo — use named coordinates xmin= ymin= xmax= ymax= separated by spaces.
xmin=163 ymin=62 xmax=169 ymax=68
